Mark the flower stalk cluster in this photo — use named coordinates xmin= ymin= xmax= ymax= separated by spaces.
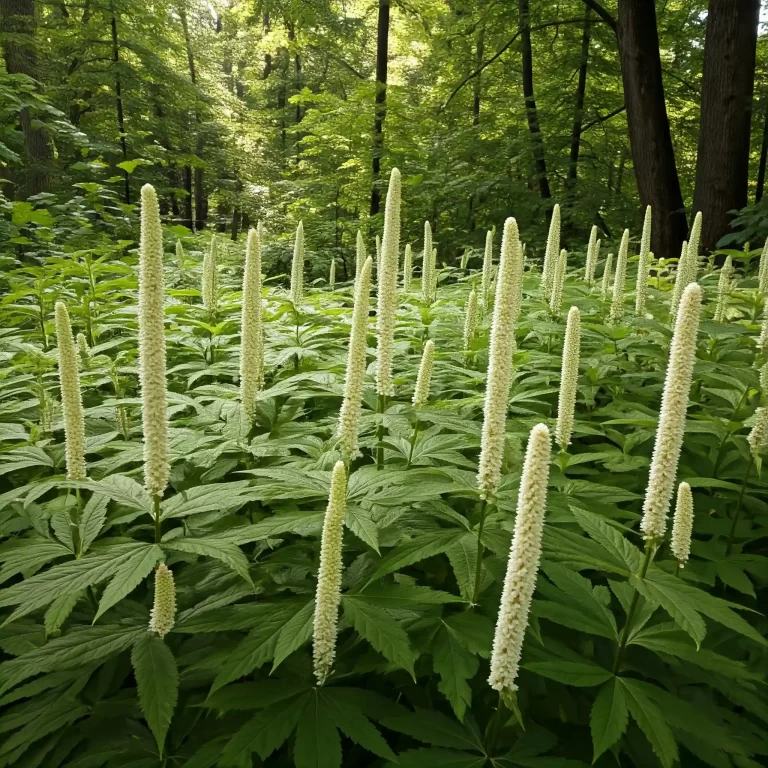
xmin=313 ymin=460 xmax=348 ymax=685
xmin=671 ymin=482 xmax=693 ymax=567
xmin=290 ymin=221 xmax=305 ymax=304
xmin=355 ymin=230 xmax=365 ymax=283
xmin=149 ymin=563 xmax=176 ymax=638
xmin=76 ymin=332 xmax=90 ymax=365
xmin=635 ymin=206 xmax=652 ymax=315
xmin=463 ymin=289 xmax=479 ymax=351
xmin=585 ymin=225 xmax=598 ymax=285
xmin=714 ymin=256 xmax=733 ymax=323
xmin=412 ymin=339 xmax=435 ymax=407
xmin=240 ymin=226 xmax=264 ymax=420
xmin=640 ymin=283 xmax=702 ymax=542
xmin=336 ymin=256 xmax=373 ymax=460
xmin=202 ymin=235 xmax=218 ymax=314
xmin=375 ymin=234 xmax=382 ymax=279
xmin=555 ymin=306 xmax=581 ymax=450
xmin=601 ymin=253 xmax=614 ymax=299
xmin=329 ymin=259 xmax=336 ymax=289
xmin=375 ymin=168 xmax=401 ymax=399
xmin=421 ymin=221 xmax=434 ymax=303
xmin=138 ymin=184 xmax=170 ymax=499
xmin=55 ymin=301 xmax=87 ymax=481
xmin=477 ymin=218 xmax=524 ymax=498
xmin=609 ymin=229 xmax=630 ymax=325
xmin=549 ymin=249 xmax=567 ymax=314
xmin=542 ymin=204 xmax=561 ymax=300
xmin=488 ymin=423 xmax=552 ymax=693
xmin=176 ymin=240 xmax=185 ymax=278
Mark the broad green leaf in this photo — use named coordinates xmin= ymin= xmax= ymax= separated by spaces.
xmin=163 ymin=537 xmax=252 ymax=585
xmin=366 ymin=530 xmax=465 ymax=583
xmin=78 ymin=494 xmax=108 ymax=553
xmin=523 ymin=660 xmax=612 ymax=687
xmin=380 ymin=707 xmax=479 ymax=751
xmin=294 ymin=689 xmax=342 ymax=768
xmin=345 ymin=504 xmax=379 ymax=553
xmin=446 ymin=532 xmax=478 ymax=601
xmin=272 ymin=599 xmax=314 ymax=671
xmin=590 ymin=678 xmax=628 ymax=762
xmin=95 ymin=543 xmax=163 ymax=620
xmin=620 ymin=678 xmax=678 ymax=768
xmin=159 ymin=481 xmax=251 ymax=520
xmin=571 ymin=508 xmax=643 ymax=573
xmin=433 ymin=624 xmax=477 ymax=720
xmin=325 ymin=688 xmax=397 ymax=761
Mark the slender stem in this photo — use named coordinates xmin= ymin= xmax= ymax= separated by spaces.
xmin=153 ymin=495 xmax=162 ymax=543
xmin=712 ymin=388 xmax=749 ymax=480
xmin=612 ymin=543 xmax=654 ymax=674
xmin=674 ymin=563 xmax=680 ymax=578
xmin=725 ymin=457 xmax=754 ymax=557
xmin=486 ymin=693 xmax=507 ymax=754
xmin=471 ymin=498 xmax=488 ymax=605
xmin=376 ymin=394 xmax=387 ymax=469
xmin=405 ymin=422 xmax=420 ymax=470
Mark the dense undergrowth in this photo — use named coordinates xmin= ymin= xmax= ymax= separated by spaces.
xmin=0 ymin=179 xmax=766 ymax=768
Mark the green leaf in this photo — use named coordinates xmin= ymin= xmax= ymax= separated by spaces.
xmin=620 ymin=678 xmax=678 ymax=768
xmin=446 ymin=532 xmax=478 ymax=601
xmin=380 ymin=708 xmax=479 ymax=751
xmin=571 ymin=508 xmax=643 ymax=572
xmin=159 ymin=482 xmax=251 ymax=520
xmin=95 ymin=544 xmax=163 ymax=620
xmin=325 ymin=688 xmax=397 ymax=761
xmin=524 ymin=660 xmax=612 ymax=687
xmin=80 ymin=475 xmax=154 ymax=514
xmin=347 ymin=583 xmax=461 ymax=608
xmin=590 ymin=678 xmax=628 ymax=763
xmin=272 ymin=599 xmax=314 ymax=671
xmin=131 ymin=633 xmax=179 ymax=757
xmin=163 ymin=537 xmax=252 ymax=585
xmin=294 ymin=689 xmax=342 ymax=768
xmin=345 ymin=505 xmax=379 ymax=553
xmin=78 ymin=494 xmax=108 ymax=553
xmin=443 ymin=612 xmax=493 ymax=657
xmin=433 ymin=624 xmax=478 ymax=720
xmin=342 ymin=596 xmax=416 ymax=677
xmin=366 ymin=530 xmax=464 ymax=583
xmin=395 ymin=748 xmax=485 ymax=768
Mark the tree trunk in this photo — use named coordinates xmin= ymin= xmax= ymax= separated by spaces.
xmin=0 ymin=0 xmax=54 ymax=198
xmin=182 ymin=166 xmax=193 ymax=230
xmin=230 ymin=207 xmax=241 ymax=241
xmin=692 ymin=0 xmax=760 ymax=251
xmin=110 ymin=2 xmax=130 ymax=204
xmin=566 ymin=7 xmax=591 ymax=189
xmin=194 ymin=134 xmax=207 ymax=230
xmin=617 ymin=0 xmax=687 ymax=259
xmin=370 ymin=0 xmax=390 ymax=216
xmin=473 ymin=25 xmax=484 ymax=126
xmin=518 ymin=0 xmax=551 ymax=200
xmin=756 ymin=97 xmax=768 ymax=204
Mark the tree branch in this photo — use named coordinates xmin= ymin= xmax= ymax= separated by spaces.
xmin=579 ymin=0 xmax=616 ymax=34
xmin=582 ymin=104 xmax=626 ymax=132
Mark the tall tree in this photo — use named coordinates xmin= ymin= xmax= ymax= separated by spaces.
xmin=0 ymin=0 xmax=54 ymax=198
xmin=109 ymin=1 xmax=130 ymax=204
xmin=370 ymin=0 xmax=390 ymax=216
xmin=566 ymin=7 xmax=591 ymax=191
xmin=692 ymin=0 xmax=760 ymax=252
xmin=518 ymin=0 xmax=551 ymax=201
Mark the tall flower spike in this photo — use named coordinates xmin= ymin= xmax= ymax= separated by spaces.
xmin=55 ymin=302 xmax=87 ymax=481
xmin=313 ymin=460 xmax=348 ymax=685
xmin=488 ymin=423 xmax=552 ymax=693
xmin=477 ymin=218 xmax=525 ymax=499
xmin=714 ymin=256 xmax=733 ymax=323
xmin=761 ymin=361 xmax=768 ymax=399
xmin=549 ymin=249 xmax=567 ymax=314
xmin=671 ymin=482 xmax=693 ymax=567
xmin=670 ymin=240 xmax=690 ymax=317
xmin=687 ymin=212 xmax=703 ymax=277
xmin=640 ymin=283 xmax=702 ymax=542
xmin=76 ymin=332 xmax=90 ymax=365
xmin=375 ymin=234 xmax=382 ymax=279
xmin=748 ymin=407 xmax=768 ymax=457
xmin=138 ymin=184 xmax=170 ymax=499
xmin=555 ymin=306 xmax=581 ymax=450
xmin=176 ymin=239 xmax=185 ymax=277
xmin=240 ymin=227 xmax=264 ymax=420
xmin=585 ymin=225 xmax=598 ymax=284
xmin=482 ymin=230 xmax=494 ymax=309
xmin=601 ymin=253 xmax=614 ymax=299
xmin=202 ymin=234 xmax=218 ymax=314
xmin=290 ymin=221 xmax=305 ymax=304
xmin=329 ymin=259 xmax=336 ymax=289
xmin=149 ymin=563 xmax=176 ymax=638
xmin=375 ymin=168 xmax=401 ymax=399
xmin=758 ymin=235 xmax=768 ymax=294
xmin=430 ymin=248 xmax=439 ymax=301
xmin=635 ymin=206 xmax=652 ymax=315
xmin=609 ymin=229 xmax=630 ymax=325
xmin=542 ymin=204 xmax=561 ymax=299
xmin=463 ymin=289 xmax=479 ymax=351
xmin=760 ymin=299 xmax=768 ymax=353
xmin=336 ymin=256 xmax=373 ymax=460
xmin=403 ymin=244 xmax=413 ymax=289
xmin=421 ymin=221 xmax=433 ymax=303
xmin=355 ymin=230 xmax=365 ymax=283
xmin=412 ymin=339 xmax=435 ymax=407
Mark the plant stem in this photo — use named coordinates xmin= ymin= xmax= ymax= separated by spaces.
xmin=376 ymin=394 xmax=387 ymax=469
xmin=612 ymin=543 xmax=654 ymax=674
xmin=153 ymin=495 xmax=162 ymax=543
xmin=471 ymin=498 xmax=488 ymax=605
xmin=405 ymin=422 xmax=420 ymax=470
xmin=725 ymin=456 xmax=754 ymax=557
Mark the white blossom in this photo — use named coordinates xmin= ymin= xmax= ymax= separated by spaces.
xmin=671 ymin=482 xmax=693 ymax=567
xmin=748 ymin=407 xmax=768 ymax=457
xmin=542 ymin=204 xmax=561 ymax=300
xmin=329 ymin=259 xmax=336 ymax=289
xmin=481 ymin=230 xmax=494 ymax=309
xmin=421 ymin=221 xmax=434 ymax=303
xmin=585 ymin=225 xmax=598 ymax=285
xmin=635 ymin=206 xmax=652 ymax=315
xmin=600 ymin=253 xmax=614 ymax=299
xmin=609 ymin=229 xmax=630 ymax=325
xmin=355 ymin=230 xmax=365 ymax=284
xmin=758 ymin=235 xmax=768 ymax=295
xmin=290 ymin=221 xmax=305 ymax=304
xmin=549 ymin=249 xmax=567 ymax=315
xmin=202 ymin=235 xmax=218 ymax=314
xmin=463 ymin=289 xmax=479 ymax=351
xmin=149 ymin=563 xmax=176 ymax=638
xmin=240 ymin=226 xmax=264 ymax=419
xmin=714 ymin=256 xmax=733 ymax=323
xmin=555 ymin=306 xmax=581 ymax=450
xmin=413 ymin=340 xmax=436 ymax=407
xmin=402 ymin=243 xmax=413 ymax=289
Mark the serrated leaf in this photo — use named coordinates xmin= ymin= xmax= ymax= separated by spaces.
xmin=159 ymin=481 xmax=251 ymax=520
xmin=44 ymin=590 xmax=83 ymax=635
xmin=272 ymin=599 xmax=314 ymax=671
xmin=620 ymin=678 xmax=678 ymax=768
xmin=325 ymin=688 xmax=397 ymax=761
xmin=131 ymin=633 xmax=178 ymax=757
xmin=366 ymin=530 xmax=464 ymax=583
xmin=163 ymin=537 xmax=252 ymax=585
xmin=95 ymin=544 xmax=163 ymax=621
xmin=345 ymin=505 xmax=379 ymax=553
xmin=523 ymin=660 xmax=612 ymax=687
xmin=571 ymin=508 xmax=643 ymax=573
xmin=446 ymin=532 xmax=478 ymax=601
xmin=380 ymin=707 xmax=479 ymax=750
xmin=433 ymin=624 xmax=477 ymax=720
xmin=294 ymin=689 xmax=342 ymax=768
xmin=78 ymin=494 xmax=108 ymax=553
xmin=591 ymin=678 xmax=628 ymax=762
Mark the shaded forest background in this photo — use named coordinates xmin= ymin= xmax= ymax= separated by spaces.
xmin=0 ymin=0 xmax=766 ymax=276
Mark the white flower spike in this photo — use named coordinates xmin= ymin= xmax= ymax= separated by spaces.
xmin=240 ymin=227 xmax=264 ymax=420
xmin=413 ymin=339 xmax=436 ymax=407
xmin=671 ymin=482 xmax=693 ymax=567
xmin=555 ymin=306 xmax=581 ymax=450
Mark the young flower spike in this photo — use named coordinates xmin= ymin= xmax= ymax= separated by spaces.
xmin=477 ymin=218 xmax=525 ymax=498
xmin=375 ymin=234 xmax=382 ymax=279
xmin=549 ymin=249 xmax=567 ymax=314
xmin=76 ymin=332 xmax=90 ymax=365
xmin=413 ymin=339 xmax=436 ymax=407
xmin=355 ymin=230 xmax=365 ymax=283
xmin=585 ymin=225 xmax=598 ymax=285
xmin=138 ymin=184 xmax=170 ymax=499
xmin=760 ymin=300 xmax=768 ymax=353
xmin=421 ymin=220 xmax=434 ymax=303
xmin=687 ymin=212 xmax=703 ymax=276
xmin=375 ymin=168 xmax=401 ymax=399
xmin=202 ymin=234 xmax=218 ymax=314
xmin=601 ymin=253 xmax=614 ymax=299
xmin=542 ymin=203 xmax=561 ymax=300
xmin=402 ymin=243 xmax=413 ymax=289
xmin=176 ymin=239 xmax=185 ymax=277
xmin=635 ymin=206 xmax=652 ymax=315
xmin=482 ymin=230 xmax=494 ymax=308
xmin=240 ymin=226 xmax=264 ymax=420
xmin=670 ymin=240 xmax=689 ymax=316
xmin=758 ymin=235 xmax=768 ymax=294
xmin=463 ymin=288 xmax=479 ymax=351
xmin=313 ymin=460 xmax=348 ymax=685
xmin=640 ymin=283 xmax=702 ymax=542
xmin=290 ymin=221 xmax=305 ymax=304
xmin=671 ymin=482 xmax=694 ymax=567
xmin=488 ymin=423 xmax=552 ymax=693
xmin=149 ymin=563 xmax=176 ymax=638
xmin=329 ymin=258 xmax=336 ymax=289
xmin=748 ymin=407 xmax=768 ymax=457
xmin=555 ymin=306 xmax=581 ymax=450
xmin=55 ymin=301 xmax=87 ymax=481
xmin=609 ymin=229 xmax=630 ymax=324
xmin=336 ymin=256 xmax=373 ymax=460
xmin=714 ymin=256 xmax=733 ymax=323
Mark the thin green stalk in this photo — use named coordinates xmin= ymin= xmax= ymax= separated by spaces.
xmin=725 ymin=457 xmax=754 ymax=557
xmin=405 ymin=423 xmax=420 ymax=470
xmin=712 ymin=388 xmax=749 ymax=481
xmin=154 ymin=495 xmax=162 ymax=543
xmin=486 ymin=694 xmax=507 ymax=754
xmin=471 ymin=498 xmax=488 ymax=605
xmin=376 ymin=394 xmax=387 ymax=470
xmin=613 ymin=543 xmax=654 ymax=674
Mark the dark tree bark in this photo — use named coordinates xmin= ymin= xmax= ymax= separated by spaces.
xmin=230 ymin=207 xmax=241 ymax=241
xmin=194 ymin=135 xmax=207 ymax=229
xmin=617 ymin=0 xmax=687 ymax=259
xmin=0 ymin=0 xmax=54 ymax=198
xmin=110 ymin=2 xmax=130 ymax=204
xmin=473 ymin=25 xmax=484 ymax=126
xmin=370 ymin=0 xmax=390 ymax=216
xmin=518 ymin=0 xmax=551 ymax=200
xmin=566 ymin=7 xmax=591 ymax=189
xmin=756 ymin=98 xmax=768 ymax=204
xmin=692 ymin=0 xmax=760 ymax=251
xmin=263 ymin=13 xmax=273 ymax=78
xmin=183 ymin=165 xmax=193 ymax=230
